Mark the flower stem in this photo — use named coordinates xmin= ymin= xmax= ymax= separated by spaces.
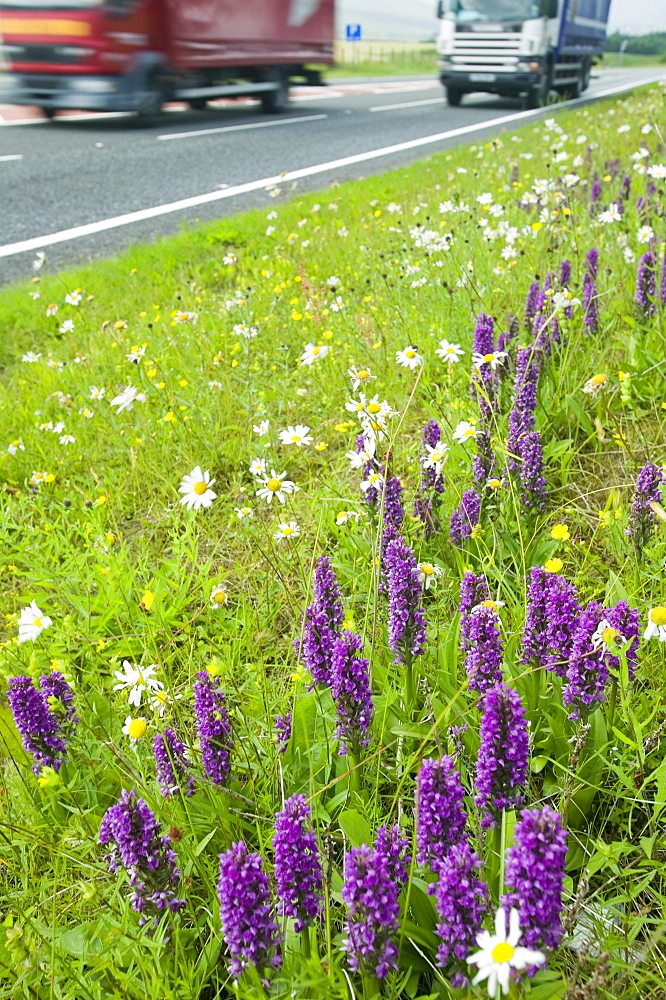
xmin=300 ymin=924 xmax=311 ymax=960
xmin=363 ymin=973 xmax=381 ymax=999
xmin=348 ymin=751 xmax=362 ymax=797
xmin=404 ymin=651 xmax=415 ymax=717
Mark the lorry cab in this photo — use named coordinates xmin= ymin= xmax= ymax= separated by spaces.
xmin=0 ymin=0 xmax=162 ymax=116
xmin=436 ymin=0 xmax=607 ymax=109
xmin=0 ymin=0 xmax=334 ymax=120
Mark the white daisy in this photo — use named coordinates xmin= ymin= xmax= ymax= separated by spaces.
xmin=7 ymin=438 xmax=24 ymax=455
xmin=64 ymin=289 xmax=82 ymax=306
xmin=22 ymin=351 xmax=41 ymax=363
xmin=209 ymin=584 xmax=229 ymax=608
xmin=233 ymin=323 xmax=258 ymax=339
xmin=346 ymin=447 xmax=374 ymax=470
xmin=256 ymin=470 xmax=297 ymax=504
xmin=17 ymin=601 xmax=52 ymax=643
xmin=149 ymin=689 xmax=181 ymax=717
xmin=249 ymin=457 xmax=267 ymax=477
xmin=299 ymin=343 xmax=329 ymax=366
xmin=396 ymin=346 xmax=424 ymax=370
xmin=178 ymin=466 xmax=217 ymax=511
xmin=644 ymin=606 xmax=666 ymax=641
xmin=336 ymin=510 xmax=360 ymax=525
xmin=113 ymin=661 xmax=162 ymax=707
xmin=278 ymin=424 xmax=313 ymax=447
xmin=347 ymin=367 xmax=376 ymax=391
xmin=109 ymin=385 xmax=147 ymax=412
xmin=253 ymin=420 xmax=270 ymax=436
xmin=89 ymin=386 xmax=105 ymax=400
xmin=434 ymin=340 xmax=464 ymax=363
xmin=452 ymin=421 xmax=479 ymax=443
xmin=125 ymin=345 xmax=146 ymax=363
xmin=360 ymin=471 xmax=384 ymax=493
xmin=591 ymin=619 xmax=625 ymax=652
xmin=416 ymin=563 xmax=443 ymax=589
xmin=234 ymin=506 xmax=254 ymax=519
xmin=472 ymin=350 xmax=508 ymax=371
xmin=273 ymin=521 xmax=301 ymax=542
xmin=122 ymin=716 xmax=147 ymax=740
xmin=422 ymin=442 xmax=449 ymax=474
xmin=468 ymin=907 xmax=545 ymax=996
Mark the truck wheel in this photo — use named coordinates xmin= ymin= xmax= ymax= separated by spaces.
xmin=188 ymin=97 xmax=208 ymax=111
xmin=261 ymin=68 xmax=290 ymax=113
xmin=40 ymin=107 xmax=56 ymax=120
xmin=581 ymin=57 xmax=591 ymax=92
xmin=446 ymin=86 xmax=463 ymax=107
xmin=525 ymin=68 xmax=551 ymax=109
xmin=135 ymin=76 xmax=166 ymax=125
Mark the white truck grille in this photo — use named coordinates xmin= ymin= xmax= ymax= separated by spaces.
xmin=451 ymin=32 xmax=522 ymax=72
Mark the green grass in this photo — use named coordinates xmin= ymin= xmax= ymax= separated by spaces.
xmin=1 ymin=80 xmax=666 ymax=1000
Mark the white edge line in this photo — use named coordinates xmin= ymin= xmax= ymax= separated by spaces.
xmin=157 ymin=113 xmax=327 ymax=141
xmin=0 ymin=153 xmax=23 ymax=161
xmin=370 ymin=97 xmax=445 ymax=112
xmin=1 ymin=73 xmax=664 ymax=260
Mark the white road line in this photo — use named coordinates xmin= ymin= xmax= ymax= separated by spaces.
xmin=294 ymin=91 xmax=345 ymax=100
xmin=156 ymin=113 xmax=327 ymax=141
xmin=370 ymin=97 xmax=445 ymax=112
xmin=0 ymin=154 xmax=23 ymax=161
xmin=1 ymin=73 xmax=663 ymax=260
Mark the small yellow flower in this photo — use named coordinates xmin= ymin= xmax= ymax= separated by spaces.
xmin=544 ymin=558 xmax=563 ymax=573
xmin=139 ymin=589 xmax=155 ymax=612
xmin=551 ymin=524 xmax=570 ymax=541
xmin=314 ymin=442 xmax=328 ymax=451
xmin=206 ymin=661 xmax=222 ymax=678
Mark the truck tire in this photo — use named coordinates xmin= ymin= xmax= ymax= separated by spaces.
xmin=40 ymin=106 xmax=56 ymax=120
xmin=446 ymin=86 xmax=463 ymax=107
xmin=260 ymin=68 xmax=290 ymax=113
xmin=135 ymin=75 xmax=166 ymax=125
xmin=581 ymin=57 xmax=591 ymax=92
xmin=525 ymin=66 xmax=551 ymax=109
xmin=188 ymin=97 xmax=208 ymax=111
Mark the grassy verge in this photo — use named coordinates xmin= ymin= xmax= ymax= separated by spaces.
xmin=1 ymin=81 xmax=666 ymax=1000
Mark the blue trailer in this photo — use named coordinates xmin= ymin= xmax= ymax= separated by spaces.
xmin=436 ymin=0 xmax=611 ymax=108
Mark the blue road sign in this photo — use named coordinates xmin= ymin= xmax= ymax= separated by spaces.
xmin=346 ymin=23 xmax=362 ymax=41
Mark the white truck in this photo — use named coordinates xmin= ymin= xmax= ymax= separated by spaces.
xmin=436 ymin=0 xmax=611 ymax=108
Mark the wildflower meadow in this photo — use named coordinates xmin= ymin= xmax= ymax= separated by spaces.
xmin=1 ymin=82 xmax=666 ymax=1000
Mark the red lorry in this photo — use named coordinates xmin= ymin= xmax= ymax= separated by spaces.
xmin=0 ymin=0 xmax=334 ymax=120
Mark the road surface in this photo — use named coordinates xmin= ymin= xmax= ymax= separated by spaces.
xmin=0 ymin=66 xmax=663 ymax=285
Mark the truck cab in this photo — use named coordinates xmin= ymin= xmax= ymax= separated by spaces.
xmin=436 ymin=0 xmax=605 ymax=108
xmin=0 ymin=0 xmax=333 ymax=120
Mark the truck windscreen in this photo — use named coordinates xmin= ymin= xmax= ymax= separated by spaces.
xmin=447 ymin=0 xmax=541 ymax=22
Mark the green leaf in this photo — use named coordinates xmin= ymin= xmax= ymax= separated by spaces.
xmin=194 ymin=828 xmax=218 ymax=856
xmin=338 ymin=809 xmax=373 ymax=847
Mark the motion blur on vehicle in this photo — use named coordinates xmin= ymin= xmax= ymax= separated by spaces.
xmin=0 ymin=0 xmax=334 ymax=121
xmin=436 ymin=0 xmax=610 ymax=108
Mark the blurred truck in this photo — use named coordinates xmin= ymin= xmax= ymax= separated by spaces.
xmin=0 ymin=0 xmax=334 ymax=120
xmin=436 ymin=0 xmax=611 ymax=108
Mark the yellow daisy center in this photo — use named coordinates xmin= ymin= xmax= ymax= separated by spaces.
xmin=290 ymin=435 xmax=302 ymax=442
xmin=491 ymin=942 xmax=515 ymax=964
xmin=601 ymin=626 xmax=620 ymax=645
xmin=367 ymin=403 xmax=382 ymax=414
xmin=266 ymin=478 xmax=282 ymax=491
xmin=421 ymin=564 xmax=434 ymax=575
xmin=357 ymin=370 xmax=370 ymax=379
xmin=154 ymin=691 xmax=168 ymax=703
xmin=488 ymin=479 xmax=501 ymax=488
xmin=33 ymin=617 xmax=43 ymax=629
xmin=194 ymin=481 xmax=207 ymax=495
xmin=650 ymin=606 xmax=666 ymax=626
xmin=405 ymin=350 xmax=416 ymax=358
xmin=312 ymin=347 xmax=320 ymax=355
xmin=483 ymin=353 xmax=494 ymax=362
xmin=464 ymin=428 xmax=475 ymax=437
xmin=590 ymin=373 xmax=608 ymax=386
xmin=446 ymin=347 xmax=455 ymax=354
xmin=282 ymin=527 xmax=294 ymax=535
xmin=128 ymin=719 xmax=147 ymax=739
xmin=213 ymin=591 xmax=227 ymax=604
xmin=480 ymin=600 xmax=497 ymax=610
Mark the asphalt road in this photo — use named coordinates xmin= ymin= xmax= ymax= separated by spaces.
xmin=0 ymin=66 xmax=663 ymax=286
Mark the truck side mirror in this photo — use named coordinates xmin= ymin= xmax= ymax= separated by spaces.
xmin=541 ymin=0 xmax=558 ymax=15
